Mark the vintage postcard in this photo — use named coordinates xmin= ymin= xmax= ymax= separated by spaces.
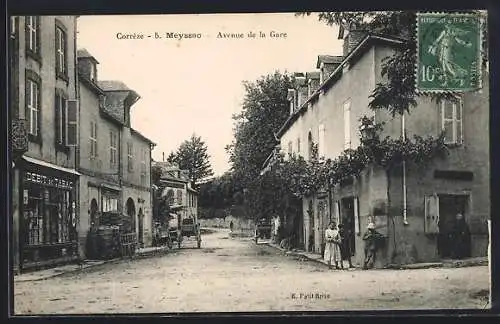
xmin=9 ymin=11 xmax=491 ymax=315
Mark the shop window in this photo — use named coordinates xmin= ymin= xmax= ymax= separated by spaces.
xmin=102 ymin=196 xmax=118 ymax=212
xmin=24 ymin=184 xmax=72 ymax=245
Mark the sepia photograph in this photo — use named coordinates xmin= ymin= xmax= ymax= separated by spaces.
xmin=8 ymin=10 xmax=492 ymax=315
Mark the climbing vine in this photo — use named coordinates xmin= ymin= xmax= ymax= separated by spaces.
xmin=264 ymin=116 xmax=448 ymax=198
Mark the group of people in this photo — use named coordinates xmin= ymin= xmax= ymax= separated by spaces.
xmin=324 ymin=220 xmax=385 ymax=270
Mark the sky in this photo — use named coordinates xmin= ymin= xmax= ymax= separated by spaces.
xmin=77 ymin=13 xmax=342 ymax=176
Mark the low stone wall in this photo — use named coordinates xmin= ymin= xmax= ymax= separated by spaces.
xmin=199 ymin=215 xmax=255 ymax=233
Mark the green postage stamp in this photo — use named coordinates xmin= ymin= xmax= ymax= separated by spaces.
xmin=416 ymin=12 xmax=482 ymax=93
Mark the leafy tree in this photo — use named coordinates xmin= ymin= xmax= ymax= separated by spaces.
xmin=226 ymin=71 xmax=295 ymax=186
xmin=166 ymin=152 xmax=177 ymax=164
xmin=226 ymin=71 xmax=296 ymax=220
xmin=169 ymin=134 xmax=214 ymax=188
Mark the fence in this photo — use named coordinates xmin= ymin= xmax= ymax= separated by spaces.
xmin=120 ymin=233 xmax=137 ymax=258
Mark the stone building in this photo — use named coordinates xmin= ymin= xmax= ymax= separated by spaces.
xmin=10 ymin=16 xmax=80 ymax=272
xmin=271 ymin=29 xmax=490 ymax=266
xmin=153 ymin=162 xmax=199 ymax=222
xmin=76 ymin=48 xmax=156 ymax=257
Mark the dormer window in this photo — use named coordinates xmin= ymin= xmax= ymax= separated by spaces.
xmin=89 ymin=64 xmax=96 ymax=82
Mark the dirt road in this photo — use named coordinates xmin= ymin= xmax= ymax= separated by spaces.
xmin=13 ymin=228 xmax=489 ymax=314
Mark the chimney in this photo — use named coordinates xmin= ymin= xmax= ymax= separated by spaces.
xmin=342 ymin=30 xmax=368 ymax=57
xmin=306 ymin=72 xmax=320 ymax=97
xmin=294 ymin=73 xmax=308 ymax=109
xmin=77 ymin=48 xmax=99 ymax=82
xmin=316 ymin=55 xmax=343 ymax=84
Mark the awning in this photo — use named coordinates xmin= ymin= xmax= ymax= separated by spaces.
xmin=22 ymin=155 xmax=81 ymax=176
xmin=101 ymin=183 xmax=122 ymax=191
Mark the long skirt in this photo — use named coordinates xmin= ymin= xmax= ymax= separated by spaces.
xmin=324 ymin=242 xmax=341 ymax=264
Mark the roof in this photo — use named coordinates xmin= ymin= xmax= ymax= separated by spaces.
xmin=316 ymin=55 xmax=343 ymax=68
xmin=131 ymin=128 xmax=156 ymax=146
xmin=306 ymin=72 xmax=320 ymax=80
xmin=77 ymin=48 xmax=99 ymax=63
xmin=276 ymin=34 xmax=407 ymax=139
xmin=98 ymin=80 xmax=133 ymax=92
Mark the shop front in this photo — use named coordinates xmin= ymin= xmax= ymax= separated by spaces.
xmin=19 ymin=157 xmax=80 ymax=271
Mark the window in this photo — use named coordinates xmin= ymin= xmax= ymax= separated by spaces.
xmin=177 ymin=190 xmax=182 ymax=205
xmin=55 ymin=26 xmax=67 ymax=77
xmin=26 ymin=16 xmax=40 ymax=54
xmin=141 ymin=149 xmax=147 ymax=173
xmin=318 ymin=124 xmax=326 ymax=158
xmin=55 ymin=91 xmax=67 ymax=147
xmin=308 ymin=131 xmax=314 ymax=160
xmin=343 ymin=99 xmax=351 ymax=150
xmin=10 ymin=16 xmax=17 ymax=38
xmin=110 ymin=131 xmax=117 ymax=167
xmin=441 ymin=98 xmax=463 ymax=145
xmin=90 ymin=65 xmax=97 ymax=82
xmin=27 ymin=78 xmax=40 ymax=137
xmin=127 ymin=142 xmax=134 ymax=171
xmin=297 ymin=137 xmax=301 ymax=155
xmin=102 ymin=196 xmax=118 ymax=212
xmin=89 ymin=121 xmax=97 ymax=158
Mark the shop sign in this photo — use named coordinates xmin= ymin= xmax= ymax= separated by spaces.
xmin=11 ymin=119 xmax=28 ymax=154
xmin=24 ymin=171 xmax=73 ymax=190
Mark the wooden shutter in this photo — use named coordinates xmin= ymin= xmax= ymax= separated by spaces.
xmin=65 ymin=99 xmax=78 ymax=146
xmin=334 ymin=200 xmax=340 ymax=225
xmin=354 ymin=197 xmax=360 ymax=235
xmin=424 ymin=194 xmax=440 ymax=234
xmin=55 ymin=93 xmax=60 ymax=144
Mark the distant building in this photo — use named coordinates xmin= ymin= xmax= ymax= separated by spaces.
xmin=153 ymin=162 xmax=198 ymax=222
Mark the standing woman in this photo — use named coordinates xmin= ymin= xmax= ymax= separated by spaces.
xmin=324 ymin=222 xmax=342 ymax=270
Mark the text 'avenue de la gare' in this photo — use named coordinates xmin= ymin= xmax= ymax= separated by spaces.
xmin=115 ymin=31 xmax=288 ymax=40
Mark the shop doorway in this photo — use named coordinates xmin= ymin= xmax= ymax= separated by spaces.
xmin=438 ymin=194 xmax=470 ymax=258
xmin=138 ymin=208 xmax=144 ymax=247
xmin=126 ymin=198 xmax=136 ymax=233
xmin=341 ymin=197 xmax=356 ymax=257
xmin=90 ymin=199 xmax=98 ymax=228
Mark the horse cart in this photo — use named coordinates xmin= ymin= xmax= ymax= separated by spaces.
xmin=167 ymin=213 xmax=201 ymax=249
xmin=255 ymin=218 xmax=272 ymax=243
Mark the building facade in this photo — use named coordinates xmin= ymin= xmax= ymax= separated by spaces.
xmin=77 ymin=49 xmax=155 ymax=256
xmin=274 ymin=30 xmax=490 ymax=266
xmin=153 ymin=162 xmax=199 ymax=222
xmin=10 ymin=16 xmax=81 ymax=272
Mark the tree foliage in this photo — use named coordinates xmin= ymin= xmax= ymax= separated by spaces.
xmin=266 ymin=116 xmax=448 ymax=198
xmin=168 ymin=134 xmax=214 ymax=187
xmin=225 ymin=71 xmax=296 ymax=219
